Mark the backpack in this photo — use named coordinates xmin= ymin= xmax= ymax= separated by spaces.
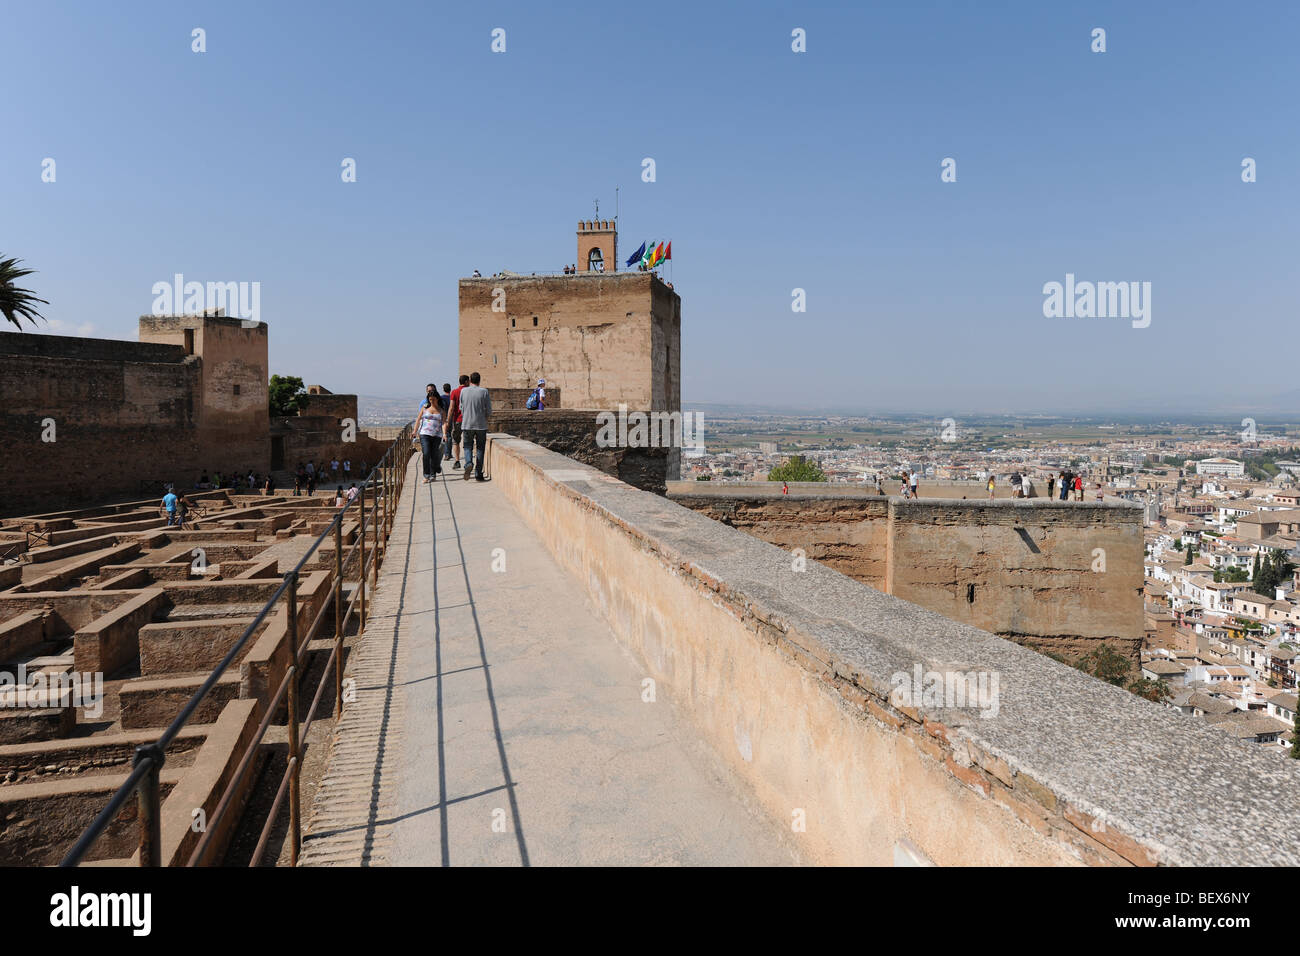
xmin=526 ymin=388 xmax=541 ymax=410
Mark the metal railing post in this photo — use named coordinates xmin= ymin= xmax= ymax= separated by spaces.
xmin=358 ymin=487 xmax=367 ymax=629
xmin=372 ymin=484 xmax=379 ymax=587
xmin=286 ymin=569 xmax=301 ymax=866
xmin=286 ymin=664 xmax=300 ymax=866
xmin=135 ymin=744 xmax=165 ymax=866
xmin=333 ymin=518 xmax=343 ymax=647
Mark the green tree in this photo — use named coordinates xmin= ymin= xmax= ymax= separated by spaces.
xmin=1254 ymin=549 xmax=1296 ymax=597
xmin=1291 ymin=701 xmax=1300 ymax=759
xmin=1075 ymin=645 xmax=1133 ymax=687
xmin=1251 ymin=551 xmax=1261 ymax=583
xmin=1127 ymin=678 xmax=1172 ymax=704
xmin=768 ymin=456 xmax=827 ymax=483
xmin=1184 ymin=547 xmax=1193 ymax=566
xmin=268 ymin=375 xmax=308 ymax=417
xmin=0 ymin=256 xmax=49 ymax=329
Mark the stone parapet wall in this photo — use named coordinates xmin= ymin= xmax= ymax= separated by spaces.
xmin=486 ymin=435 xmax=1300 ymax=866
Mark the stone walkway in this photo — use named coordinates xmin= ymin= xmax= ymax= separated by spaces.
xmin=300 ymin=456 xmax=795 ymax=867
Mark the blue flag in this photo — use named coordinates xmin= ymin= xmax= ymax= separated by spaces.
xmin=625 ymin=241 xmax=646 ymax=268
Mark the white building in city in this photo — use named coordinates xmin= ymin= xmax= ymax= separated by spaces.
xmin=1196 ymin=457 xmax=1245 ymax=478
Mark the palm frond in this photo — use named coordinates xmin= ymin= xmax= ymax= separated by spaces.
xmin=0 ymin=256 xmax=50 ymax=329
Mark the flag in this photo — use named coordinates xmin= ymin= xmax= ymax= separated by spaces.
xmin=649 ymin=242 xmax=666 ymax=268
xmin=625 ymin=241 xmax=646 ymax=268
xmin=663 ymin=241 xmax=671 ymax=262
xmin=640 ymin=241 xmax=656 ymax=268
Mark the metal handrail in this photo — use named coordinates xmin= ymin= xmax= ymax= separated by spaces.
xmin=60 ymin=421 xmax=414 ymax=867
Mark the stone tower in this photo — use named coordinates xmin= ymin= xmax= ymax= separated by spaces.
xmin=577 ymin=220 xmax=617 ymax=273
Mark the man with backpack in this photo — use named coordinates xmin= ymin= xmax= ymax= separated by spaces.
xmin=526 ymin=378 xmax=547 ymax=410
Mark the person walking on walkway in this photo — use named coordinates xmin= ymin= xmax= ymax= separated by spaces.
xmin=987 ymin=474 xmax=996 ymax=499
xmin=161 ymin=485 xmax=179 ymax=526
xmin=448 ymin=374 xmax=469 ymax=470
xmin=910 ymin=470 xmax=920 ymax=499
xmin=458 ymin=372 xmax=492 ymax=482
xmin=440 ymin=383 xmax=454 ymax=462
xmin=415 ymin=389 xmax=445 ymax=484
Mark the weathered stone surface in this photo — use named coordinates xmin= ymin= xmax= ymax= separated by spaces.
xmin=669 ymin=487 xmax=1143 ymax=666
xmin=490 ymin=411 xmax=676 ymax=495
xmin=459 ymin=271 xmax=680 ymax=414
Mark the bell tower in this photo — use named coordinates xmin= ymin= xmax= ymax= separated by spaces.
xmin=577 ymin=219 xmax=617 ymax=273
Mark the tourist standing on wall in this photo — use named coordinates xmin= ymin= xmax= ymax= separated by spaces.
xmin=415 ymin=391 xmax=444 ymax=484
xmin=987 ymin=474 xmax=995 ymax=499
xmin=458 ymin=372 xmax=492 ymax=482
xmin=1074 ymin=473 xmax=1084 ymax=501
xmin=910 ymin=470 xmax=919 ymax=499
xmin=1047 ymin=475 xmax=1055 ymax=499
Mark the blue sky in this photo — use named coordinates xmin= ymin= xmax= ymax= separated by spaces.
xmin=4 ymin=0 xmax=1298 ymax=414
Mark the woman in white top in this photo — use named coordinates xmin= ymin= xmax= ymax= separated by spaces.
xmin=416 ymin=389 xmax=445 ymax=483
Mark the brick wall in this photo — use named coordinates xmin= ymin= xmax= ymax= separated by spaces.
xmin=0 ymin=336 xmax=203 ymax=516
